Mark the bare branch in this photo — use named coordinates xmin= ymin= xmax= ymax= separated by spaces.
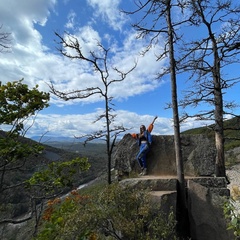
xmin=0 ymin=25 xmax=11 ymax=53
xmin=49 ymin=81 xmax=103 ymax=100
xmin=52 ymin=31 xmax=137 ymax=184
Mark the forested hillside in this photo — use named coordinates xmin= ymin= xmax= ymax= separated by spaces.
xmin=182 ymin=117 xmax=240 ymax=150
xmin=0 ymin=131 xmax=107 ymax=221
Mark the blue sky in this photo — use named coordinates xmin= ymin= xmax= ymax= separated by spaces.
xmin=0 ymin=0 xmax=239 ymax=141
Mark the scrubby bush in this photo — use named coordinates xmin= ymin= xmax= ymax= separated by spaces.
xmin=35 ymin=183 xmax=177 ymax=240
xmin=223 ymin=197 xmax=240 ymax=239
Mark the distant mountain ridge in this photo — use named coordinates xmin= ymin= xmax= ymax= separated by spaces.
xmin=30 ymin=135 xmax=105 ymax=144
xmin=31 ymin=135 xmax=84 ymax=143
xmin=32 ymin=116 xmax=240 ymax=149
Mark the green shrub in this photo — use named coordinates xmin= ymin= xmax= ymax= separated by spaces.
xmin=223 ymin=198 xmax=240 ymax=239
xmin=35 ymin=183 xmax=177 ymax=240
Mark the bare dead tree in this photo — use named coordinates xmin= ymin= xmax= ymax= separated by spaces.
xmin=123 ymin=0 xmax=190 ymax=237
xmin=0 ymin=24 xmax=11 ymax=53
xmin=50 ymin=32 xmax=137 ymax=184
xmin=178 ymin=0 xmax=240 ymax=178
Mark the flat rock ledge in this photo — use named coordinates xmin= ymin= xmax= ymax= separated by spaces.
xmin=119 ymin=176 xmax=233 ymax=240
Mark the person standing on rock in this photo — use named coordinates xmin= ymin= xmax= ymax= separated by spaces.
xmin=131 ymin=116 xmax=158 ymax=176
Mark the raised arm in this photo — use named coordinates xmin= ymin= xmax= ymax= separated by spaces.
xmin=147 ymin=116 xmax=158 ymax=133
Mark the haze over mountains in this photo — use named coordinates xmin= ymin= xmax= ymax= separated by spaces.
xmin=31 ymin=135 xmax=103 ymax=144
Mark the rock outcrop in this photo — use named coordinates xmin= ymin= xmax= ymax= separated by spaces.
xmin=114 ymin=134 xmax=216 ymax=178
xmin=114 ymin=134 xmax=234 ymax=240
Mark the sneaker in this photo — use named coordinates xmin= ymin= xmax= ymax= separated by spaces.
xmin=142 ymin=168 xmax=147 ymax=176
xmin=138 ymin=167 xmax=144 ymax=176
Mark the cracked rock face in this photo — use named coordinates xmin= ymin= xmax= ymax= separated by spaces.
xmin=113 ymin=134 xmax=216 ymax=177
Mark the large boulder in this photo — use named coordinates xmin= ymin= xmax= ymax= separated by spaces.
xmin=113 ymin=134 xmax=234 ymax=240
xmin=187 ymin=180 xmax=233 ymax=240
xmin=113 ymin=134 xmax=216 ymax=178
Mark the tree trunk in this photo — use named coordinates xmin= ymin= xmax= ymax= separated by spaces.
xmin=166 ymin=0 xmax=186 ymax=208
xmin=105 ymin=94 xmax=112 ymax=184
xmin=212 ymin=35 xmax=226 ymax=178
xmin=215 ymin=131 xmax=225 ymax=176
xmin=214 ymin=83 xmax=226 ymax=177
xmin=166 ymin=0 xmax=189 ymax=237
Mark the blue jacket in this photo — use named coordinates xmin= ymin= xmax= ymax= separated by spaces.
xmin=138 ymin=130 xmax=152 ymax=146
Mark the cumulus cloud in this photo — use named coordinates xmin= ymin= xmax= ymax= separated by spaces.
xmin=0 ymin=0 xmax=57 ymax=87
xmin=65 ymin=10 xmax=76 ymax=29
xmin=26 ymin=110 xmax=172 ymax=138
xmin=86 ymin=0 xmax=127 ymax=31
xmin=0 ymin=0 xmax=164 ymax=103
xmin=47 ymin=26 xmax=166 ymax=105
xmin=24 ymin=109 xmax=215 ymax=139
xmin=0 ymin=0 xmax=56 ymax=44
xmin=1 ymin=0 xmax=205 ymax=139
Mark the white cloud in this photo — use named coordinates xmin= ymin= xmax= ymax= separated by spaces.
xmin=0 ymin=0 xmax=165 ymax=105
xmin=22 ymin=110 xmax=215 ymax=140
xmin=0 ymin=0 xmax=57 ymax=86
xmin=47 ymin=27 xmax=166 ymax=105
xmin=65 ymin=10 xmax=76 ymax=29
xmin=86 ymin=0 xmax=128 ymax=31
xmin=74 ymin=26 xmax=102 ymax=54
xmin=25 ymin=110 xmax=169 ymax=138
xmin=0 ymin=0 xmax=56 ymax=26
xmin=107 ymin=31 xmax=166 ymax=99
xmin=0 ymin=0 xmax=181 ymax=139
